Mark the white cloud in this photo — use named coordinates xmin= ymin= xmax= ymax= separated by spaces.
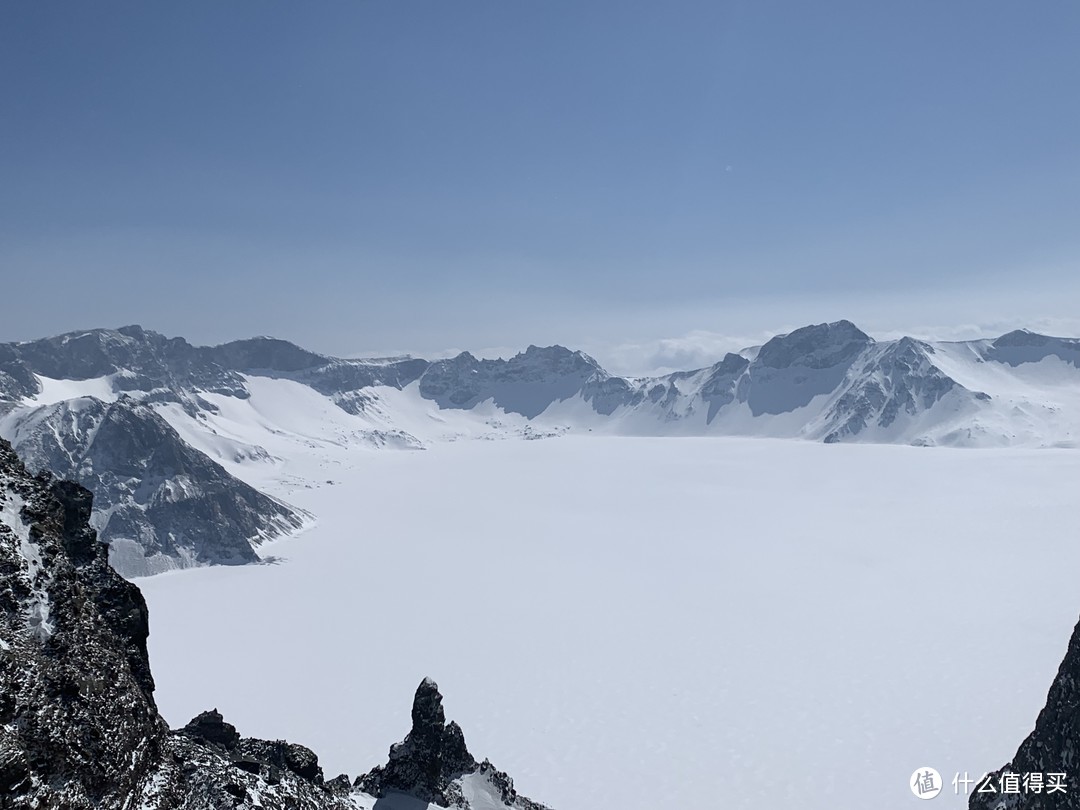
xmin=586 ymin=330 xmax=768 ymax=377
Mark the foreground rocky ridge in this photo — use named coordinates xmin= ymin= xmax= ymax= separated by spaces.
xmin=0 ymin=438 xmax=162 ymax=806
xmin=969 ymin=615 xmax=1080 ymax=810
xmin=0 ymin=438 xmax=550 ymax=810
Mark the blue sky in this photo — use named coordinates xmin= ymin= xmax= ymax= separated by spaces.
xmin=2 ymin=1 xmax=1078 ymax=372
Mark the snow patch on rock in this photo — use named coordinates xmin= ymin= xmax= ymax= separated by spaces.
xmin=0 ymin=489 xmax=54 ymax=640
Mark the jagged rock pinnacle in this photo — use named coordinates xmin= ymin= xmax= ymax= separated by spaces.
xmin=358 ymin=678 xmax=477 ymax=805
xmin=413 ymin=677 xmax=447 ymax=730
xmin=357 ymin=678 xmax=551 ymax=809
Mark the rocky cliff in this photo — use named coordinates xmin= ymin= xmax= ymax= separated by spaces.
xmin=969 ymin=615 xmax=1080 ymax=810
xmin=4 ymin=396 xmax=305 ymax=577
xmin=0 ymin=437 xmax=551 ymax=810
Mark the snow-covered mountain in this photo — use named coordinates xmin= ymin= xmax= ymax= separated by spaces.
xmin=1 ymin=395 xmax=305 ymax=576
xmin=1 ymin=320 xmax=1078 ymax=575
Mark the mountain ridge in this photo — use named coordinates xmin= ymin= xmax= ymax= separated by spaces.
xmin=3 ymin=320 xmax=1078 ymax=576
xmin=5 ymin=319 xmax=1079 ymax=436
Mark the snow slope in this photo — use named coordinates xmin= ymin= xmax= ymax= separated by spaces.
xmin=138 ymin=436 xmax=1080 ymax=810
xmin=3 ymin=322 xmax=1079 ymax=574
xmin=5 ymin=322 xmax=1080 ymax=454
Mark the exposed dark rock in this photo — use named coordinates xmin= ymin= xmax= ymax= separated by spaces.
xmin=987 ymin=330 xmax=1080 ymax=368
xmin=326 ymin=773 xmax=353 ymax=793
xmin=0 ymin=438 xmax=355 ymax=809
xmin=210 ymin=336 xmax=330 ymax=374
xmin=210 ymin=336 xmax=430 ymax=397
xmin=0 ymin=437 xmax=166 ymax=808
xmin=969 ymin=615 xmax=1080 ymax=810
xmin=239 ymin=737 xmax=324 ymax=783
xmin=743 ymin=320 xmax=874 ymax=416
xmin=581 ymin=374 xmax=640 ymax=416
xmin=5 ymin=396 xmax=305 ymax=576
xmin=180 ymin=709 xmax=241 ymax=752
xmin=231 ymin=757 xmax=262 ymax=775
xmin=0 ymin=344 xmax=40 ymax=402
xmin=476 ymin=759 xmax=552 ymax=810
xmin=359 ymin=677 xmax=477 ymax=804
xmin=8 ymin=325 xmax=248 ymax=401
xmin=418 ymin=346 xmax=602 ymax=418
xmin=0 ymin=436 xmax=555 ymax=809
xmin=755 ymin=320 xmax=872 ymax=370
xmin=359 ymin=678 xmax=550 ymax=810
xmin=821 ymin=337 xmax=985 ymax=443
xmin=698 ymin=353 xmax=751 ymax=422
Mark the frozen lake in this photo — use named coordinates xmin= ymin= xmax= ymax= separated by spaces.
xmin=138 ymin=436 xmax=1080 ymax=810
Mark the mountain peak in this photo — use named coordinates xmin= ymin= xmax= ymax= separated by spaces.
xmin=115 ymin=324 xmax=150 ymax=339
xmin=358 ymin=677 xmax=477 ymax=803
xmin=994 ymin=328 xmax=1049 ymax=347
xmin=412 ymin=676 xmax=450 ymax=732
xmin=358 ymin=678 xmax=550 ymax=808
xmin=514 ymin=344 xmax=601 ymax=373
xmin=210 ymin=336 xmax=328 ymax=373
xmin=756 ymin=320 xmax=873 ymax=370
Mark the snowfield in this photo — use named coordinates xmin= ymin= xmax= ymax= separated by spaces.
xmin=138 ymin=435 xmax=1080 ymax=810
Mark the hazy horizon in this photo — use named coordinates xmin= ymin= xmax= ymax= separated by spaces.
xmin=4 ymin=305 xmax=1079 ymax=378
xmin=3 ymin=1 xmax=1079 ymax=374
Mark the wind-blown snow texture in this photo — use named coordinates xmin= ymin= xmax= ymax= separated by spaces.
xmin=137 ymin=436 xmax=1080 ymax=810
xmin=2 ymin=319 xmax=1078 ymax=576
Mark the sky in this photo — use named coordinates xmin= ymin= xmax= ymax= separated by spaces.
xmin=2 ymin=1 xmax=1079 ymax=374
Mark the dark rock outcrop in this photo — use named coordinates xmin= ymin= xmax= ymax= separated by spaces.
xmin=0 ymin=344 xmax=40 ymax=403
xmin=359 ymin=677 xmax=477 ymax=804
xmin=179 ymin=708 xmax=242 ymax=751
xmin=5 ymin=396 xmax=305 ymax=577
xmin=176 ymin=708 xmax=326 ymax=787
xmin=742 ymin=320 xmax=874 ymax=416
xmin=0 ymin=439 xmax=164 ymax=807
xmin=754 ymin=319 xmax=871 ymax=371
xmin=987 ymin=330 xmax=1080 ymax=368
xmin=698 ymin=353 xmax=752 ymax=422
xmin=359 ymin=678 xmax=550 ymax=810
xmin=0 ymin=327 xmax=432 ymax=413
xmin=3 ymin=325 xmax=248 ymax=404
xmin=209 ymin=336 xmax=430 ymax=415
xmin=239 ymin=737 xmax=325 ymax=784
xmin=0 ymin=437 xmax=350 ymax=809
xmin=969 ymin=615 xmax=1080 ymax=810
xmin=418 ymin=346 xmax=602 ymax=418
xmin=0 ymin=435 xmax=555 ymax=809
